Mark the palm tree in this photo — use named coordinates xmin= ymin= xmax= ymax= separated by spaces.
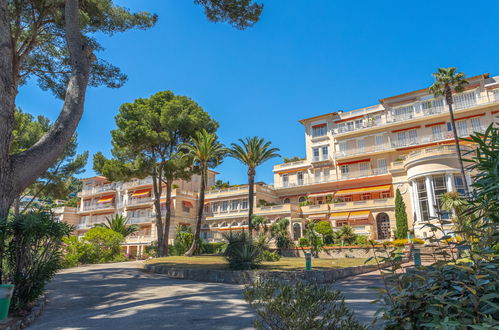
xmin=230 ymin=137 xmax=280 ymax=238
xmin=184 ymin=129 xmax=227 ymax=256
xmin=429 ymin=67 xmax=470 ymax=195
xmin=98 ymin=214 xmax=140 ymax=238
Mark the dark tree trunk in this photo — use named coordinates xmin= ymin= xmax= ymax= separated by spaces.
xmin=247 ymin=168 xmax=256 ymax=239
xmin=185 ymin=169 xmax=206 ymax=256
xmin=151 ymin=170 xmax=164 ymax=257
xmin=162 ymin=181 xmax=173 ymax=256
xmin=446 ymin=94 xmax=470 ymax=196
xmin=0 ymin=0 xmax=92 ymax=283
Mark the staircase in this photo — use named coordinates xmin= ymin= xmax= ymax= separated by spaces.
xmin=412 ymin=245 xmax=457 ymax=264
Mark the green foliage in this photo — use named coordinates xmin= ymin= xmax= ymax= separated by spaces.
xmin=222 ymin=231 xmax=262 ymax=270
xmin=194 ymin=0 xmax=264 ymax=30
xmin=303 ymin=222 xmax=324 ymax=257
xmin=315 ymin=221 xmax=334 ymax=244
xmin=257 ymin=199 xmax=278 ymax=207
xmin=6 ymin=212 xmax=72 ymax=312
xmin=282 ymin=156 xmax=305 ymax=163
xmin=336 ymin=225 xmax=356 ymax=245
xmin=8 ymin=1 xmax=157 ymax=98
xmin=298 ymin=237 xmax=309 ymax=247
xmin=261 ymin=250 xmax=281 ymax=262
xmin=244 ymin=280 xmax=366 ymax=330
xmin=354 ymin=235 xmax=369 ymax=246
xmin=269 ymin=218 xmax=293 ymax=250
xmin=299 ymin=198 xmax=313 ymax=206
xmin=252 ymin=215 xmax=269 ymax=233
xmin=144 ymin=241 xmax=159 ymax=258
xmin=394 ymin=188 xmax=408 ymax=239
xmin=200 ymin=242 xmax=225 ymax=254
xmin=172 ymin=225 xmax=194 ymax=256
xmin=376 ymin=257 xmax=499 ymax=328
xmin=81 ymin=227 xmax=124 ymax=263
xmin=211 ymin=180 xmax=230 ymax=190
xmin=11 ymin=109 xmax=88 ymax=209
xmin=387 ymin=238 xmax=425 ymax=247
xmin=97 ymin=214 xmax=140 ymax=238
xmin=63 ymin=197 xmax=79 ymax=207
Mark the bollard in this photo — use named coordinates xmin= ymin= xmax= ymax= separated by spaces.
xmin=413 ymin=248 xmax=421 ymax=267
xmin=0 ymin=284 xmax=14 ymax=321
xmin=305 ymin=253 xmax=312 ymax=270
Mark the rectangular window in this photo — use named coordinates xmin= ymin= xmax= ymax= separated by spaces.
xmin=356 ymin=139 xmax=365 ymax=152
xmin=297 ymin=172 xmax=304 ymax=185
xmin=433 ymin=175 xmax=450 ymax=219
xmin=454 ymin=175 xmax=466 ymax=195
xmin=457 ymin=120 xmax=468 ymax=136
xmin=493 ymin=89 xmax=499 ymax=101
xmin=314 ymin=170 xmax=321 ymax=183
xmin=346 ymin=121 xmax=354 ymax=132
xmin=221 ymin=201 xmax=228 ymax=212
xmin=339 ymin=142 xmax=347 ymax=155
xmin=432 ymin=125 xmax=443 ymax=141
xmin=322 ymin=146 xmax=329 ymax=160
xmin=393 ymin=105 xmax=415 ymax=121
xmin=313 ymin=148 xmax=320 ymax=161
xmin=377 ymin=159 xmax=387 ymax=173
xmin=453 ymin=91 xmax=477 ymax=109
xmin=417 ymin=179 xmax=429 ymax=221
xmin=359 ymin=162 xmax=369 ymax=175
xmin=408 ymin=129 xmax=418 ymax=145
xmin=374 ymin=135 xmax=385 ymax=150
xmin=183 ymin=205 xmax=190 ymax=213
xmin=381 ymin=191 xmax=391 ymax=199
xmin=422 ymin=99 xmax=444 ymax=115
xmin=397 ymin=132 xmax=407 ymax=147
xmin=230 ymin=200 xmax=239 ymax=211
xmin=340 ymin=165 xmax=349 ymax=178
xmin=323 ymin=169 xmax=330 ymax=181
xmin=241 ymin=199 xmax=249 ymax=210
xmin=312 ymin=124 xmax=327 ymax=137
xmin=470 ymin=117 xmax=481 ymax=132
xmin=362 ymin=193 xmax=372 ymax=200
xmin=282 ymin=174 xmax=289 ymax=187
xmin=343 ymin=195 xmax=352 ymax=202
xmin=354 ymin=119 xmax=363 ymax=129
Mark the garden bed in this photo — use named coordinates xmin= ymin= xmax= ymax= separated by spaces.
xmin=144 ymin=256 xmax=381 ymax=284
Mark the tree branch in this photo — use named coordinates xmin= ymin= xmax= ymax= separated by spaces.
xmin=11 ymin=0 xmax=93 ymax=195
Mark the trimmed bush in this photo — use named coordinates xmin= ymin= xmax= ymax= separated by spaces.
xmin=388 ymin=238 xmax=424 ymax=246
xmin=261 ymin=250 xmax=281 ymax=262
xmin=223 ymin=231 xmax=262 ymax=270
xmin=244 ymin=280 xmax=366 ymax=329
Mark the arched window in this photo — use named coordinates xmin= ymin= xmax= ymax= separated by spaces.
xmin=283 ymin=198 xmax=290 ymax=204
xmin=221 ymin=222 xmax=228 ymax=227
xmin=293 ymin=223 xmax=302 ymax=241
xmin=231 ymin=222 xmax=239 ymax=227
xmin=298 ymin=196 xmax=306 ymax=203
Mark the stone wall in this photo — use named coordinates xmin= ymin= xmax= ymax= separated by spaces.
xmin=279 ymin=246 xmax=384 ymax=259
xmin=144 ymin=262 xmax=390 ymax=285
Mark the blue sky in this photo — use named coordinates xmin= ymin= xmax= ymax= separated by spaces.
xmin=16 ymin=0 xmax=499 ymax=185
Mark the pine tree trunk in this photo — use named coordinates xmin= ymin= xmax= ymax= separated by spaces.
xmin=247 ymin=168 xmax=256 ymax=239
xmin=446 ymin=100 xmax=470 ymax=196
xmin=151 ymin=171 xmax=164 ymax=257
xmin=185 ymin=169 xmax=206 ymax=256
xmin=162 ymin=181 xmax=173 ymax=256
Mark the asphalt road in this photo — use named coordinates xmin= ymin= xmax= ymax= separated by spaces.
xmin=29 ymin=261 xmax=384 ymax=329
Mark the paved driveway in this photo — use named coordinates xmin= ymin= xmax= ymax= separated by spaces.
xmin=30 ymin=262 xmax=255 ymax=329
xmin=29 ymin=261 xmax=385 ymax=329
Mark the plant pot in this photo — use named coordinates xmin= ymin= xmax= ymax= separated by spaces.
xmin=0 ymin=284 xmax=14 ymax=321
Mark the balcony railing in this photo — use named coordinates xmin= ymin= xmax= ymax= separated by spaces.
xmin=392 ymin=126 xmax=485 ymax=149
xmin=312 ymin=155 xmax=331 ymax=162
xmin=125 ymin=235 xmax=152 ymax=243
xmin=274 ymin=167 xmax=389 ymax=189
xmin=128 ymin=216 xmax=152 ymax=224
xmin=80 ymin=183 xmax=117 ymax=196
xmin=301 ymin=198 xmax=395 ymax=214
xmin=273 ymin=160 xmax=308 ymax=170
xmin=80 ymin=203 xmax=115 ymax=212
xmin=127 ymin=197 xmax=153 ymax=206
xmin=123 ymin=178 xmax=153 ymax=189
xmin=334 ymin=143 xmax=391 ymax=158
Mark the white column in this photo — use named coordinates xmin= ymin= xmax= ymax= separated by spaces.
xmin=425 ymin=176 xmax=436 ymax=218
xmin=126 ymin=245 xmax=130 ymax=254
xmin=410 ymin=181 xmax=421 ymax=222
xmin=446 ymin=173 xmax=455 ymax=192
xmin=465 ymin=174 xmax=472 ymax=190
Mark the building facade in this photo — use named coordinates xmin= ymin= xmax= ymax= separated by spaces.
xmin=63 ymin=73 xmax=499 ymax=254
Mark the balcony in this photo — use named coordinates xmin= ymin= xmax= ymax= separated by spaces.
xmin=255 ymin=204 xmax=299 ymax=215
xmin=404 ymin=144 xmax=474 ymax=166
xmin=125 ymin=235 xmax=152 ymax=244
xmin=339 ymin=167 xmax=389 ymax=180
xmin=79 ymin=203 xmax=115 ymax=212
xmin=392 ymin=126 xmax=485 ymax=149
xmin=311 ymin=155 xmax=332 ymax=163
xmin=127 ymin=197 xmax=153 ymax=207
xmin=300 ymin=198 xmax=395 ymax=214
xmin=273 ymin=160 xmax=309 ymax=171
xmin=128 ymin=216 xmax=153 ymax=224
xmin=79 ymin=183 xmax=117 ymax=197
xmin=76 ymin=223 xmax=88 ymax=230
xmin=123 ymin=178 xmax=153 ymax=189
xmin=334 ymin=143 xmax=391 ymax=158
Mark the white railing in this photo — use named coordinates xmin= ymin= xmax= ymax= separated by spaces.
xmin=391 ymin=126 xmax=485 ymax=148
xmin=80 ymin=183 xmax=117 ymax=196
xmin=205 ymin=186 xmax=248 ymax=196
xmin=128 ymin=217 xmax=152 ymax=224
xmin=274 ymin=160 xmax=308 ymax=170
xmin=125 ymin=235 xmax=152 ymax=243
xmin=334 ymin=143 xmax=391 ymax=158
xmin=80 ymin=203 xmax=115 ymax=211
xmin=123 ymin=177 xmax=153 ymax=189
xmin=127 ymin=197 xmax=153 ymax=206
xmin=312 ymin=155 xmax=331 ymax=162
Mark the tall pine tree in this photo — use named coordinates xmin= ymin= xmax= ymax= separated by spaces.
xmin=395 ymin=188 xmax=409 ymax=239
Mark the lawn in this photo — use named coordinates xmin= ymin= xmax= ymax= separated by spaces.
xmin=145 ymin=256 xmax=374 ymax=271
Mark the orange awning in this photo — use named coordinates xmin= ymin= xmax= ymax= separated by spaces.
xmin=349 ymin=210 xmax=371 ymax=219
xmin=335 ymin=184 xmax=391 ymax=196
xmin=132 ymin=189 xmax=151 ymax=197
xmin=182 ymin=201 xmax=193 ymax=208
xmin=308 ymin=214 xmax=327 ymax=220
xmin=330 ymin=212 xmax=350 ymax=220
xmin=308 ymin=191 xmax=335 ymax=198
xmin=97 ymin=195 xmax=114 ymax=203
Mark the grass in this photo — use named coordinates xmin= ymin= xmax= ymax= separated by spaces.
xmin=145 ymin=255 xmax=374 ymax=271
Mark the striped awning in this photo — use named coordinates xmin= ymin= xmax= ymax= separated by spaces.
xmin=330 ymin=212 xmax=350 ymax=220
xmin=335 ymin=184 xmax=391 ymax=196
xmin=349 ymin=210 xmax=371 ymax=219
xmin=132 ymin=189 xmax=151 ymax=197
xmin=97 ymin=195 xmax=114 ymax=203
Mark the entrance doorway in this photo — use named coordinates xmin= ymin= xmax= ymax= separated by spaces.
xmin=376 ymin=213 xmax=390 ymax=240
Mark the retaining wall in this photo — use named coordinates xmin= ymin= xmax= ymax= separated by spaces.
xmin=144 ymin=262 xmax=390 ymax=285
xmin=280 ymin=246 xmax=384 ymax=259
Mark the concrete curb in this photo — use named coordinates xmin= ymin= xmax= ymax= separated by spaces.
xmin=144 ymin=262 xmax=391 ymax=284
xmin=2 ymin=295 xmax=46 ymax=330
